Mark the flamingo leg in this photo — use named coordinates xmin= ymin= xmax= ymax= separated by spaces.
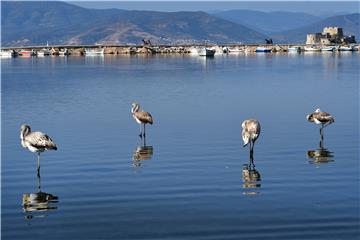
xmin=250 ymin=141 xmax=255 ymax=168
xmin=37 ymin=153 xmax=41 ymax=173
xmin=320 ymin=125 xmax=324 ymax=148
xmin=143 ymin=133 xmax=147 ymax=147
xmin=143 ymin=124 xmax=146 ymax=138
xmin=37 ymin=166 xmax=41 ymax=192
xmin=139 ymin=124 xmax=143 ymax=138
xmin=248 ymin=141 xmax=252 ymax=167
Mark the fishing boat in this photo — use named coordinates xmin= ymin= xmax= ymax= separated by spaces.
xmin=85 ymin=48 xmax=104 ymax=56
xmin=321 ymin=46 xmax=336 ymax=51
xmin=338 ymin=45 xmax=356 ymax=51
xmin=255 ymin=47 xmax=271 ymax=53
xmin=288 ymin=46 xmax=301 ymax=53
xmin=304 ymin=46 xmax=321 ymax=52
xmin=197 ymin=47 xmax=216 ymax=57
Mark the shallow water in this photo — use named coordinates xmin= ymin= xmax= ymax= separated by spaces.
xmin=2 ymin=53 xmax=359 ymax=239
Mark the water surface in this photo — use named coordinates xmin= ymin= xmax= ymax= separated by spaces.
xmin=2 ymin=53 xmax=359 ymax=239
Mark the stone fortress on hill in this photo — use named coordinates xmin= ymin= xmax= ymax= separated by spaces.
xmin=306 ymin=27 xmax=356 ymax=45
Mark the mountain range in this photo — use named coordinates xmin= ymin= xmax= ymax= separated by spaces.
xmin=1 ymin=1 xmax=266 ymax=46
xmin=213 ymin=10 xmax=322 ymax=34
xmin=1 ymin=1 xmax=359 ymax=46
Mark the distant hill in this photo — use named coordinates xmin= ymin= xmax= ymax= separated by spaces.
xmin=1 ymin=1 xmax=267 ymax=46
xmin=213 ymin=10 xmax=322 ymax=34
xmin=271 ymin=13 xmax=360 ymax=43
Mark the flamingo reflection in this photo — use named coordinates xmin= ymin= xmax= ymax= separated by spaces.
xmin=242 ymin=155 xmax=262 ymax=195
xmin=307 ymin=138 xmax=334 ymax=164
xmin=23 ymin=166 xmax=59 ymax=220
xmin=132 ymin=135 xmax=153 ymax=168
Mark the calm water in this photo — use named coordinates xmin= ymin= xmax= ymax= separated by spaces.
xmin=2 ymin=53 xmax=359 ymax=239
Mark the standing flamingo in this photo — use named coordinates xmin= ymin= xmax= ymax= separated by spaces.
xmin=131 ymin=102 xmax=153 ymax=138
xmin=306 ymin=108 xmax=334 ymax=145
xmin=241 ymin=119 xmax=261 ymax=166
xmin=20 ymin=124 xmax=57 ymax=172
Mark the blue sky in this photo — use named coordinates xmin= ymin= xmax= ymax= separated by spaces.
xmin=71 ymin=1 xmax=359 ymax=15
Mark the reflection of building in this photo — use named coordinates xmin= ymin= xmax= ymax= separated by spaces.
xmin=306 ymin=27 xmax=356 ymax=44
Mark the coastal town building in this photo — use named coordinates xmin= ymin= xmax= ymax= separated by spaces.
xmin=306 ymin=27 xmax=356 ymax=45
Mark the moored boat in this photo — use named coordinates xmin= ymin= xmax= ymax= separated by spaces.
xmin=321 ymin=46 xmax=336 ymax=51
xmin=304 ymin=46 xmax=321 ymax=52
xmin=0 ymin=49 xmax=17 ymax=58
xmin=85 ymin=48 xmax=104 ymax=56
xmin=338 ymin=45 xmax=356 ymax=51
xmin=255 ymin=47 xmax=271 ymax=53
xmin=37 ymin=48 xmax=51 ymax=56
xmin=19 ymin=49 xmax=36 ymax=56
xmin=59 ymin=48 xmax=70 ymax=56
xmin=227 ymin=47 xmax=243 ymax=54
xmin=197 ymin=47 xmax=216 ymax=57
xmin=288 ymin=46 xmax=301 ymax=53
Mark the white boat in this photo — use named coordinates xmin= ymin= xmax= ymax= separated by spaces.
xmin=223 ymin=47 xmax=243 ymax=54
xmin=288 ymin=46 xmax=301 ymax=53
xmin=37 ymin=51 xmax=45 ymax=57
xmin=85 ymin=48 xmax=104 ymax=56
xmin=37 ymin=48 xmax=51 ymax=56
xmin=197 ymin=47 xmax=216 ymax=57
xmin=0 ymin=49 xmax=17 ymax=58
xmin=338 ymin=45 xmax=356 ymax=51
xmin=304 ymin=46 xmax=321 ymax=52
xmin=222 ymin=47 xmax=229 ymax=54
xmin=255 ymin=47 xmax=272 ymax=53
xmin=321 ymin=46 xmax=335 ymax=51
xmin=59 ymin=48 xmax=70 ymax=56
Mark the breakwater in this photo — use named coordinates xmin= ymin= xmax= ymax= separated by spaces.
xmin=2 ymin=44 xmax=359 ymax=55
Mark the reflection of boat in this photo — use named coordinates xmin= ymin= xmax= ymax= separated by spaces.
xmin=255 ymin=47 xmax=271 ymax=53
xmin=197 ymin=47 xmax=216 ymax=57
xmin=132 ymin=146 xmax=153 ymax=167
xmin=304 ymin=46 xmax=321 ymax=51
xmin=85 ymin=48 xmax=104 ymax=56
xmin=242 ymin=164 xmax=261 ymax=195
xmin=307 ymin=148 xmax=334 ymax=164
